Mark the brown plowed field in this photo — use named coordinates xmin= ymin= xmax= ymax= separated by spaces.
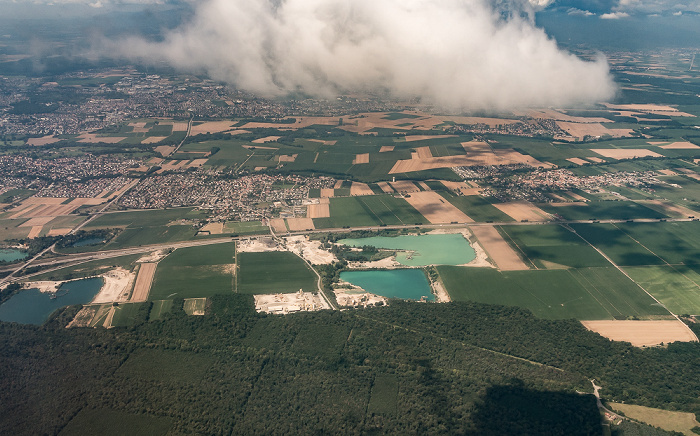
xmin=581 ymin=320 xmax=698 ymax=347
xmin=404 ymin=191 xmax=472 ymax=224
xmin=353 ymin=153 xmax=370 ymax=164
xmin=131 ymin=262 xmax=157 ymax=302
xmin=470 ymin=225 xmax=529 ymax=271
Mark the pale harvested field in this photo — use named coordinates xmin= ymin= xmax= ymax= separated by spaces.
xmin=350 ymin=182 xmax=374 ymax=196
xmin=168 ymin=122 xmax=189 ymax=131
xmin=320 ymin=188 xmax=335 ymax=198
xmin=353 ymin=153 xmax=370 ymax=164
xmin=307 ymin=139 xmax=337 ymax=145
xmin=333 ymin=180 xmax=344 ymax=189
xmin=470 ymin=225 xmax=529 ymax=271
xmin=441 ymin=181 xmax=482 ymax=195
xmin=379 ymin=146 xmax=395 ymax=152
xmin=9 ymin=199 xmax=79 ymax=219
xmin=188 ymin=158 xmax=209 ymax=167
xmin=390 ymin=180 xmax=420 ymax=193
xmin=567 ymin=158 xmax=589 ymax=165
xmin=439 ymin=116 xmax=520 ymax=127
xmin=307 ymin=203 xmax=330 ymax=218
xmin=70 ymin=198 xmax=106 ymax=206
xmin=201 ymin=222 xmax=224 ymax=234
xmin=658 ymin=169 xmax=677 ymax=176
xmin=377 ymin=182 xmax=395 ymax=193
xmin=128 ymin=122 xmax=149 ymax=133
xmin=23 ymin=197 xmax=67 ymax=205
xmin=609 ymin=403 xmax=700 ymax=435
xmin=131 ymin=263 xmax=157 ymax=302
xmin=286 ymin=218 xmax=315 ymax=231
xmin=636 ymin=200 xmax=696 ymax=218
xmin=592 ymin=149 xmax=662 ymax=159
xmin=494 ymin=201 xmax=551 ymax=221
xmin=78 ymin=133 xmax=126 ymax=143
xmin=27 ymin=135 xmax=61 ymax=146
xmin=404 ymin=135 xmax=458 ymax=142
xmin=243 ymin=117 xmax=339 ymax=130
xmin=142 ymin=136 xmax=168 ymax=144
xmin=159 ymin=160 xmax=188 ymax=171
xmin=155 ymin=145 xmax=176 ymax=156
xmin=278 ymin=154 xmax=297 ymax=163
xmin=269 ymin=218 xmax=288 ymax=233
xmin=27 ymin=226 xmax=42 ymax=238
xmin=581 ymin=320 xmax=698 ymax=347
xmin=417 ymin=181 xmax=431 ymax=191
xmin=252 ymin=136 xmax=281 ymax=144
xmin=659 ymin=141 xmax=700 ymax=149
xmin=415 ymin=146 xmax=433 ymax=159
xmin=190 ymin=121 xmax=236 ymax=135
xmin=390 ymin=141 xmax=550 ymax=174
xmin=587 ymin=156 xmax=605 ymax=163
xmin=47 ymin=228 xmax=72 ymax=236
xmin=565 ymin=191 xmax=589 ymax=202
xmin=148 ymin=157 xmax=164 ymax=165
xmin=404 ymin=191 xmax=472 ymax=224
xmin=19 ymin=216 xmax=54 ymax=227
xmin=556 ymin=122 xmax=634 ymax=141
xmin=604 ymin=103 xmax=696 ymax=117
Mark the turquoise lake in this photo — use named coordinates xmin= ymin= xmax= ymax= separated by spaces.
xmin=0 ymin=248 xmax=28 ymax=263
xmin=338 ymin=233 xmax=475 ymax=266
xmin=0 ymin=277 xmax=104 ymax=325
xmin=340 ymin=269 xmax=434 ymax=301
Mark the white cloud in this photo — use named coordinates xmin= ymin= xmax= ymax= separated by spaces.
xmin=105 ymin=0 xmax=616 ymax=111
xmin=567 ymin=7 xmax=595 ymax=15
xmin=600 ymin=11 xmax=630 ymax=18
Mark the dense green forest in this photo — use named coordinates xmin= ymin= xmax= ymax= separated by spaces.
xmin=0 ymin=298 xmax=698 ymax=435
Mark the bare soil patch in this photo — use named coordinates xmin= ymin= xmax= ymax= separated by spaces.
xmin=77 ymin=133 xmax=126 ymax=143
xmin=27 ymin=226 xmax=42 ymax=238
xmin=237 ymin=237 xmax=280 ymax=253
xmin=277 ymin=154 xmax=297 ymax=163
xmin=353 ymin=153 xmax=370 ymax=164
xmin=307 ymin=202 xmax=330 ymax=218
xmin=581 ymin=320 xmax=698 ymax=347
xmin=255 ymin=291 xmax=330 ymax=314
xmin=556 ymin=122 xmax=634 ymax=141
xmin=350 ymin=182 xmax=374 ymax=196
xmin=286 ymin=235 xmax=337 ymax=265
xmin=320 ymin=188 xmax=335 ymax=198
xmin=142 ymin=136 xmax=168 ymax=144
xmin=334 ymin=288 xmax=388 ymax=308
xmin=19 ymin=216 xmax=54 ymax=227
xmin=252 ymin=136 xmax=281 ymax=144
xmin=201 ymin=222 xmax=224 ymax=234
xmin=154 ymin=145 xmax=176 ymax=157
xmin=379 ymin=145 xmax=395 ymax=152
xmin=130 ymin=263 xmax=157 ymax=302
xmin=415 ymin=146 xmax=433 ymax=159
xmin=470 ymin=225 xmax=529 ymax=271
xmin=377 ymin=182 xmax=395 ymax=194
xmin=269 ymin=218 xmax=288 ymax=233
xmin=592 ymin=149 xmax=662 ymax=159
xmin=94 ymin=267 xmax=135 ymax=303
xmin=659 ymin=141 xmax=700 ymax=149
xmin=285 ymin=218 xmax=314 ymax=231
xmin=47 ymin=228 xmax=72 ymax=236
xmin=440 ymin=181 xmax=482 ymax=195
xmin=404 ymin=191 xmax=472 ymax=224
xmin=27 ymin=135 xmax=61 ymax=146
xmin=567 ymin=158 xmax=589 ymax=165
xmin=493 ymin=201 xmax=551 ymax=221
xmin=190 ymin=121 xmax=236 ymax=135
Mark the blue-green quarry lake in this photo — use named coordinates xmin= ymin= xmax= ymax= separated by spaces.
xmin=340 ymin=269 xmax=434 ymax=301
xmin=338 ymin=233 xmax=475 ymax=266
xmin=0 ymin=248 xmax=28 ymax=263
xmin=0 ymin=277 xmax=104 ymax=325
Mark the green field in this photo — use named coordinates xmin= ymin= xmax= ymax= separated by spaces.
xmin=313 ymin=195 xmax=428 ymax=228
xmin=85 ymin=208 xmax=208 ymax=229
xmin=223 ymin=221 xmax=269 ymax=235
xmin=60 ymin=408 xmax=173 ymax=436
xmin=497 ymin=225 xmax=610 ymax=269
xmin=438 ymin=266 xmax=671 ymax=320
xmin=110 ymin=302 xmax=146 ymax=327
xmin=28 ymin=254 xmax=141 ymax=282
xmin=540 ymin=200 xmax=667 ymax=221
xmin=626 ymin=265 xmax=700 ymax=315
xmin=149 ymin=300 xmax=173 ymax=320
xmin=439 ymin=192 xmax=514 ymax=223
xmin=149 ymin=243 xmax=235 ymax=300
xmin=237 ymin=251 xmax=317 ymax=294
xmin=571 ymin=221 xmax=700 ymax=266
